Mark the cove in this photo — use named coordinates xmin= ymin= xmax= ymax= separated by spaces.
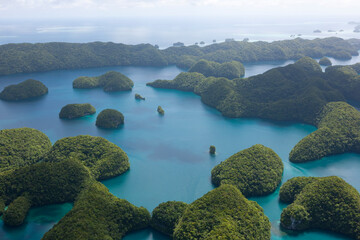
xmin=0 ymin=62 xmax=359 ymax=240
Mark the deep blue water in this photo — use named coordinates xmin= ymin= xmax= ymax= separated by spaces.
xmin=0 ymin=60 xmax=359 ymax=240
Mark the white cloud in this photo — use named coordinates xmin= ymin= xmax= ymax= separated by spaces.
xmin=0 ymin=0 xmax=359 ymax=18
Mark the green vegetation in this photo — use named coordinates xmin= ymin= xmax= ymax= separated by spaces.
xmin=0 ymin=79 xmax=48 ymax=101
xmin=44 ymin=135 xmax=129 ymax=180
xmin=135 ymin=93 xmax=145 ymax=100
xmin=43 ymin=181 xmax=150 ymax=240
xmin=157 ymin=106 xmax=165 ymax=115
xmin=73 ymin=71 xmax=134 ymax=92
xmin=59 ymin=103 xmax=96 ymax=119
xmin=96 ymin=109 xmax=124 ymax=128
xmin=0 ymin=128 xmax=52 ymax=172
xmin=211 ymin=144 xmax=283 ymax=197
xmin=188 ymin=59 xmax=245 ymax=79
xmin=0 ymin=127 xmax=150 ymax=237
xmin=147 ymin=72 xmax=206 ymax=92
xmin=151 ymin=201 xmax=188 ymax=236
xmin=209 ymin=145 xmax=216 ymax=154
xmin=2 ymin=196 xmax=31 ymax=226
xmin=289 ymin=102 xmax=360 ymax=162
xmin=173 ymin=184 xmax=271 ymax=239
xmin=148 ymin=57 xmax=346 ymax=124
xmin=0 ymin=37 xmax=358 ymax=75
xmin=280 ymin=176 xmax=360 ymax=239
xmin=319 ymin=57 xmax=332 ymax=66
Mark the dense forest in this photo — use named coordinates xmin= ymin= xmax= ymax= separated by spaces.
xmin=0 ymin=79 xmax=48 ymax=101
xmin=211 ymin=144 xmax=283 ymax=197
xmin=59 ymin=103 xmax=96 ymax=119
xmin=0 ymin=37 xmax=359 ymax=75
xmin=280 ymin=176 xmax=360 ymax=239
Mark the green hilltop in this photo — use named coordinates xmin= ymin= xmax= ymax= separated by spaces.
xmin=211 ymin=144 xmax=283 ymax=197
xmin=73 ymin=71 xmax=134 ymax=92
xmin=0 ymin=79 xmax=48 ymax=101
xmin=280 ymin=176 xmax=360 ymax=239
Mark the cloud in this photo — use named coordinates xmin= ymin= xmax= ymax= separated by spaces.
xmin=0 ymin=0 xmax=359 ymax=18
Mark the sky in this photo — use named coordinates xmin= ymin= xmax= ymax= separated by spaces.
xmin=0 ymin=0 xmax=360 ymax=19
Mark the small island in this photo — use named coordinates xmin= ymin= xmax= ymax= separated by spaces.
xmin=319 ymin=57 xmax=332 ymax=66
xmin=59 ymin=103 xmax=96 ymax=119
xmin=151 ymin=201 xmax=188 ymax=236
xmin=96 ymin=109 xmax=124 ymax=129
xmin=211 ymin=144 xmax=283 ymax=197
xmin=280 ymin=176 xmax=360 ymax=239
xmin=135 ymin=93 xmax=145 ymax=100
xmin=73 ymin=71 xmax=134 ymax=92
xmin=0 ymin=79 xmax=48 ymax=101
xmin=188 ymin=59 xmax=245 ymax=79
xmin=173 ymin=184 xmax=271 ymax=239
xmin=157 ymin=106 xmax=165 ymax=115
xmin=0 ymin=127 xmax=52 ymax=172
xmin=209 ymin=145 xmax=216 ymax=154
xmin=44 ymin=135 xmax=130 ymax=180
xmin=313 ymin=29 xmax=322 ymax=33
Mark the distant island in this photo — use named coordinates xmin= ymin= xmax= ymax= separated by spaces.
xmin=211 ymin=144 xmax=283 ymax=197
xmin=59 ymin=103 xmax=96 ymax=119
xmin=96 ymin=109 xmax=125 ymax=128
xmin=0 ymin=79 xmax=48 ymax=101
xmin=73 ymin=71 xmax=134 ymax=92
xmin=0 ymin=37 xmax=359 ymax=76
xmin=280 ymin=176 xmax=360 ymax=240
xmin=318 ymin=57 xmax=332 ymax=66
xmin=188 ymin=59 xmax=245 ymax=79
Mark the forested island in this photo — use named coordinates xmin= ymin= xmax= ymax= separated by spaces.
xmin=173 ymin=184 xmax=271 ymax=239
xmin=211 ymin=144 xmax=283 ymax=197
xmin=96 ymin=109 xmax=125 ymax=128
xmin=0 ymin=79 xmax=48 ymax=101
xmin=0 ymin=37 xmax=359 ymax=76
xmin=0 ymin=127 xmax=149 ymax=238
xmin=59 ymin=103 xmax=96 ymax=119
xmin=188 ymin=59 xmax=245 ymax=79
xmin=279 ymin=176 xmax=360 ymax=239
xmin=73 ymin=71 xmax=134 ymax=92
xmin=148 ymin=58 xmax=360 ymax=162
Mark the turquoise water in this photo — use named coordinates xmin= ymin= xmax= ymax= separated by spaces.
xmin=0 ymin=63 xmax=359 ymax=240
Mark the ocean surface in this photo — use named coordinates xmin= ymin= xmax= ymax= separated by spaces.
xmin=0 ymin=16 xmax=360 ymax=48
xmin=0 ymin=52 xmax=359 ymax=240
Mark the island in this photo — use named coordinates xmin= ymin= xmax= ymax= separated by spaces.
xmin=44 ymin=135 xmax=129 ymax=180
xmin=0 ymin=127 xmax=52 ymax=172
xmin=188 ymin=59 xmax=245 ymax=79
xmin=279 ymin=176 xmax=360 ymax=240
xmin=135 ymin=93 xmax=145 ymax=100
xmin=148 ymin=58 xmax=360 ymax=162
xmin=0 ymin=128 xmax=150 ymax=238
xmin=209 ymin=145 xmax=216 ymax=154
xmin=173 ymin=184 xmax=271 ymax=239
xmin=289 ymin=102 xmax=360 ymax=163
xmin=157 ymin=106 xmax=165 ymax=115
xmin=319 ymin=57 xmax=332 ymax=66
xmin=0 ymin=37 xmax=359 ymax=76
xmin=211 ymin=144 xmax=283 ymax=197
xmin=59 ymin=103 xmax=96 ymax=119
xmin=96 ymin=109 xmax=124 ymax=129
xmin=0 ymin=79 xmax=48 ymax=101
xmin=313 ymin=29 xmax=322 ymax=33
xmin=73 ymin=71 xmax=134 ymax=92
xmin=151 ymin=201 xmax=188 ymax=236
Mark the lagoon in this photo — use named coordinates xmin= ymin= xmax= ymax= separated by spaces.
xmin=0 ymin=61 xmax=359 ymax=240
